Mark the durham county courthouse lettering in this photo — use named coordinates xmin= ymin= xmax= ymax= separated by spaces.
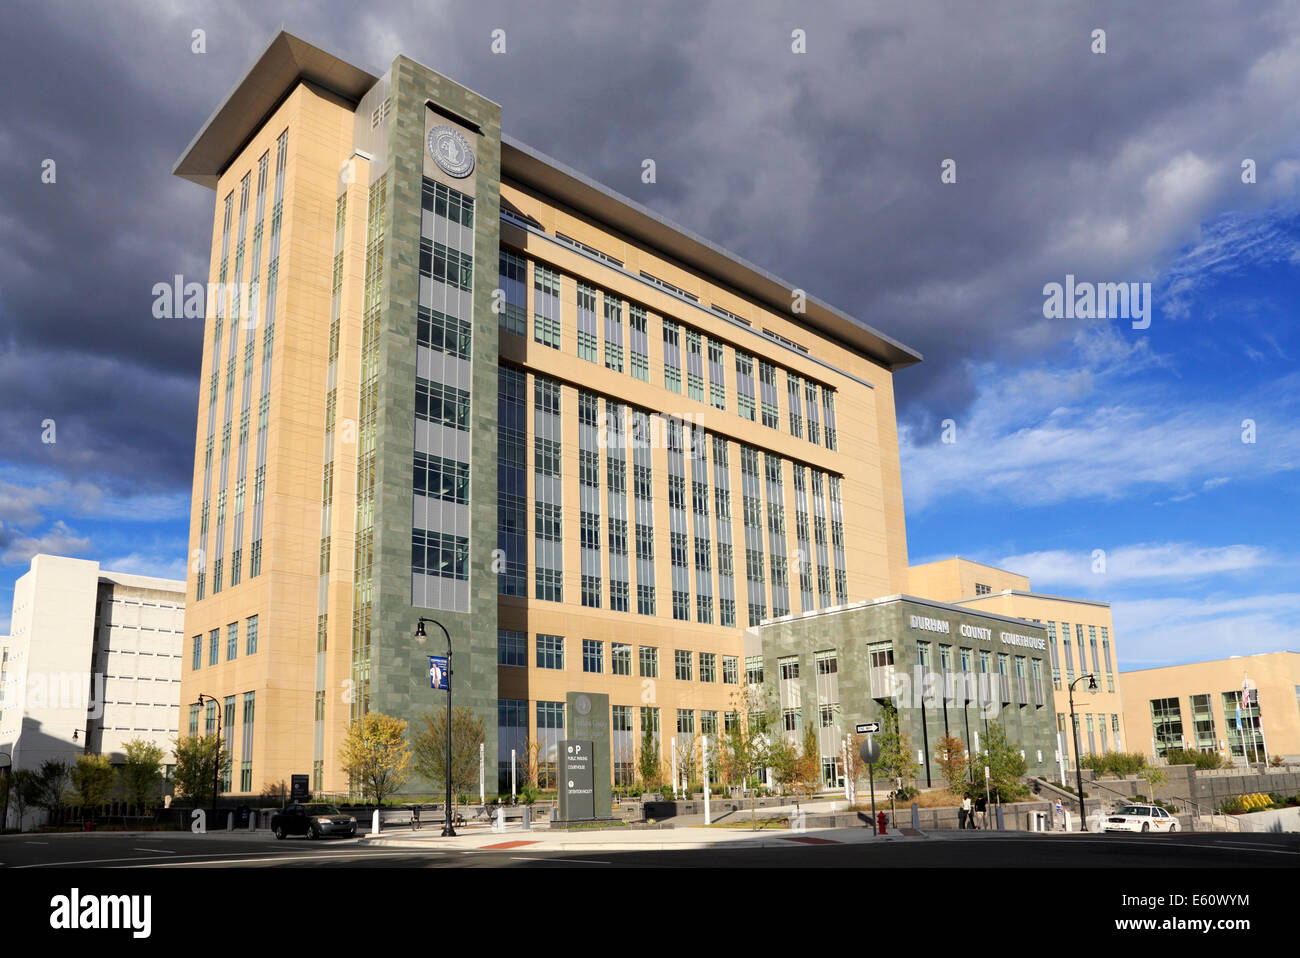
xmin=173 ymin=31 xmax=1121 ymax=798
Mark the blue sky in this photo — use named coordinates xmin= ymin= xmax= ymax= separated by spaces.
xmin=0 ymin=3 xmax=1297 ymax=676
xmin=905 ymin=209 xmax=1300 ymax=669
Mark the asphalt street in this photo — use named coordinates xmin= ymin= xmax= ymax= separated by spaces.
xmin=1 ymin=830 xmax=1295 ymax=868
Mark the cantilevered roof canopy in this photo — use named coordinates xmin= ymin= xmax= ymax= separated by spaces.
xmin=173 ymin=30 xmax=379 ymax=189
xmin=172 ymin=30 xmax=922 ymax=371
xmin=502 ymin=137 xmax=922 ymax=371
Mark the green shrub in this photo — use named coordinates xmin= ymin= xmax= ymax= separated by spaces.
xmin=1164 ymin=748 xmax=1224 ymax=769
xmin=894 ymin=785 xmax=919 ymax=801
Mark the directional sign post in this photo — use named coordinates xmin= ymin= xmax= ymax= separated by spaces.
xmin=856 ymin=722 xmax=881 ymax=735
xmin=860 ymin=734 xmax=882 ymax=824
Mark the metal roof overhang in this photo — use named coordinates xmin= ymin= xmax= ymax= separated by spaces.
xmin=173 ymin=30 xmax=379 ymax=189
xmin=501 ymin=135 xmax=923 ymax=371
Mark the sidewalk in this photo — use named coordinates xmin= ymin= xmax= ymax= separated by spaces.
xmin=360 ymin=821 xmax=912 ymax=852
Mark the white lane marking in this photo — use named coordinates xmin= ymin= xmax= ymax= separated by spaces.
xmin=134 ymin=847 xmax=176 ymax=854
xmin=509 ymin=856 xmax=610 ymax=864
xmin=14 ymin=851 xmax=280 ymax=868
xmin=24 ymin=841 xmax=48 ymax=845
xmin=1212 ymin=840 xmax=1295 ymax=851
xmin=131 ymin=851 xmax=409 ymax=867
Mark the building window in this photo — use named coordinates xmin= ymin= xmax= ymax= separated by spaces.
xmin=208 ymin=629 xmax=219 ymax=667
xmin=701 ymin=710 xmax=719 ymax=736
xmin=735 ymin=352 xmax=756 ymax=421
xmin=192 ymin=635 xmax=202 ymax=671
xmin=779 ymin=656 xmax=799 ymax=681
xmin=498 ymin=249 xmax=527 ymax=336
xmin=536 ymin=634 xmax=565 ymax=670
xmin=816 ymin=651 xmax=837 ymax=675
xmin=629 ymin=306 xmax=649 ymax=381
xmin=723 ymin=656 xmax=739 ymax=685
xmin=415 ymin=378 xmax=470 ymax=431
xmin=699 ymin=652 xmax=717 ymax=683
xmin=417 ymin=306 xmax=471 ymax=360
xmin=533 ymin=264 xmax=561 ymax=349
xmin=662 ymin=320 xmax=682 ymax=393
xmin=498 ymin=629 xmax=526 ymax=667
xmin=745 ymin=655 xmax=764 ymax=686
xmin=782 ymin=708 xmax=801 ymax=732
xmin=974 ymin=583 xmax=991 ymax=596
xmin=414 ymin=452 xmax=470 ymax=503
xmin=583 ymin=639 xmax=603 ymax=674
xmin=677 ymin=709 xmax=695 ymax=735
xmin=245 ymin=615 xmax=258 ymax=655
xmin=419 ymin=239 xmax=473 ymax=291
xmin=1150 ymin=697 xmax=1184 ymax=756
xmin=611 ymin=642 xmax=632 ymax=676
xmin=639 ymin=646 xmax=659 ymax=678
xmin=225 ymin=622 xmax=238 ymax=660
xmin=604 ymin=293 xmax=625 ymax=372
xmin=675 ymin=650 xmax=693 ymax=681
xmin=412 ymin=529 xmax=470 ymax=580
xmin=577 ymin=282 xmax=598 ymax=362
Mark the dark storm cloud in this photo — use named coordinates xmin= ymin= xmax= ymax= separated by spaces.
xmin=1 ymin=0 xmax=1298 ymax=510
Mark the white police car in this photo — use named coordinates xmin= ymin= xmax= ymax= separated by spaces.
xmin=1103 ymin=803 xmax=1180 ymax=834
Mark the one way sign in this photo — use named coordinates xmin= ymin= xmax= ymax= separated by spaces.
xmin=856 ymin=722 xmax=881 ymax=734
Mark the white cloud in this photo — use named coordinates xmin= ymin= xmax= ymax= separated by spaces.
xmin=1114 ymin=592 xmax=1300 ymax=668
xmin=0 ymin=520 xmax=92 ymax=565
xmin=900 ymin=328 xmax=1300 ymax=512
xmin=101 ymin=552 xmax=188 ymax=582
xmin=996 ymin=542 xmax=1270 ymax=593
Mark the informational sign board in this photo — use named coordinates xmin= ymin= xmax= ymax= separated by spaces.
xmin=290 ymin=774 xmax=309 ymax=801
xmin=565 ymin=691 xmax=612 ymax=820
xmin=558 ymin=740 xmax=595 ymax=821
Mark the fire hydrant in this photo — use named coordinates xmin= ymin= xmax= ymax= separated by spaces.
xmin=876 ymin=811 xmax=887 ymax=836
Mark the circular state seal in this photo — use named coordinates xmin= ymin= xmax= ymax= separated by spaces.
xmin=427 ymin=125 xmax=475 ymax=178
xmin=575 ymin=694 xmax=592 ymax=716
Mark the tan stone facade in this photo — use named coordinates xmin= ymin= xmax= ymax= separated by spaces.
xmin=1121 ymin=652 xmax=1300 ymax=764
xmin=175 ymin=33 xmax=921 ymax=797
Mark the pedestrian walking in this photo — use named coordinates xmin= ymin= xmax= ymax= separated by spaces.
xmin=975 ymin=794 xmax=987 ymax=829
xmin=960 ymin=794 xmax=973 ymax=829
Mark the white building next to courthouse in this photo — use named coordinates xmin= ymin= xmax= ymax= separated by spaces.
xmin=0 ymin=554 xmax=186 ymax=776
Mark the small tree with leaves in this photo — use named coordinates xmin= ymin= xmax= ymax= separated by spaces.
xmin=339 ymin=712 xmax=413 ymax=806
xmin=771 ymin=726 xmax=821 ymax=804
xmin=173 ymin=735 xmax=227 ymax=806
xmin=70 ymin=754 xmax=116 ymax=821
xmin=119 ymin=739 xmax=165 ymax=812
xmin=935 ymin=734 xmax=971 ymax=797
xmin=637 ymin=720 xmax=660 ymax=793
xmin=4 ymin=769 xmax=37 ymax=831
xmin=982 ymin=722 xmax=1029 ymax=802
xmin=717 ymin=685 xmax=776 ymax=825
xmin=412 ymin=706 xmax=485 ymax=813
xmin=30 ymin=760 xmax=71 ymax=823
xmin=868 ymin=701 xmax=920 ymax=794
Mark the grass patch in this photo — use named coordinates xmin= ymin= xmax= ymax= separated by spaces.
xmin=707 ymin=817 xmax=790 ymax=830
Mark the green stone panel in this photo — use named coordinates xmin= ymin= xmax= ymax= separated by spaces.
xmin=758 ymin=599 xmax=1057 ymax=788
xmin=369 ymin=55 xmax=502 ymax=793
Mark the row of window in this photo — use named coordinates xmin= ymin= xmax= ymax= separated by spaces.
xmin=1148 ymin=691 xmax=1268 ymax=758
xmin=498 ymin=249 xmax=841 ymax=451
xmin=498 ymin=698 xmax=737 ymax=737
xmin=191 ymin=615 xmax=259 ymax=670
xmin=497 ymin=630 xmax=741 ymax=682
xmin=187 ymin=691 xmax=256 ymax=793
xmin=1045 ymin=621 xmax=1116 ymax=692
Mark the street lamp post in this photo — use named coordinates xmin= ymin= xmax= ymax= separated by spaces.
xmin=1068 ymin=674 xmax=1098 ymax=831
xmin=415 ymin=617 xmax=456 ymax=837
xmin=195 ymin=693 xmax=222 ymax=824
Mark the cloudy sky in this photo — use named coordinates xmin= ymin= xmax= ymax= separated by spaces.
xmin=0 ymin=0 xmax=1297 ymax=668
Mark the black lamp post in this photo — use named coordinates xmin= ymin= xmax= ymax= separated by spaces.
xmin=1068 ymin=674 xmax=1098 ymax=831
xmin=195 ymin=693 xmax=222 ymax=823
xmin=415 ymin=617 xmax=455 ymax=837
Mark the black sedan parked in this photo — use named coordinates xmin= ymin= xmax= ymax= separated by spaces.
xmin=271 ymin=803 xmax=358 ymax=839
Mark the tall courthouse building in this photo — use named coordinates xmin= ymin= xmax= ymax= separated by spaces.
xmin=173 ymin=31 xmax=923 ymax=796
